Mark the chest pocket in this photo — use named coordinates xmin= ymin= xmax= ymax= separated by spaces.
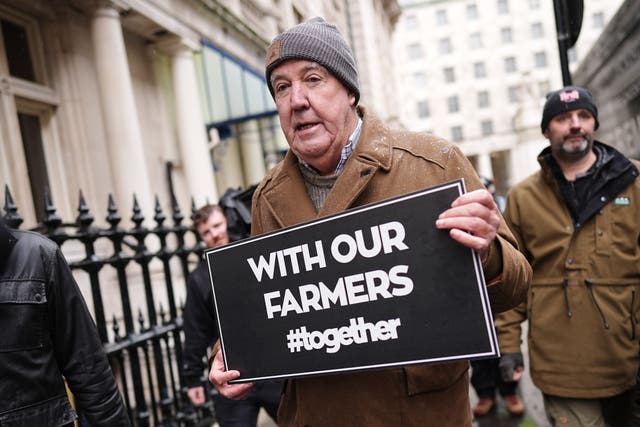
xmin=0 ymin=280 xmax=47 ymax=352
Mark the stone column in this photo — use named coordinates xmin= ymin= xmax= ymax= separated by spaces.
xmin=238 ymin=120 xmax=266 ymax=186
xmin=476 ymin=152 xmax=494 ymax=180
xmin=90 ymin=3 xmax=153 ymax=213
xmin=170 ymin=41 xmax=218 ymax=205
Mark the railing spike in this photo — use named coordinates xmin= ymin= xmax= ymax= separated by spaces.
xmin=190 ymin=197 xmax=197 ymax=222
xmin=131 ymin=194 xmax=144 ymax=227
xmin=42 ymin=186 xmax=62 ymax=233
xmin=76 ymin=190 xmax=94 ymax=230
xmin=106 ymin=193 xmax=121 ymax=228
xmin=171 ymin=192 xmax=184 ymax=226
xmin=153 ymin=195 xmax=165 ymax=227
xmin=3 ymin=184 xmax=23 ymax=229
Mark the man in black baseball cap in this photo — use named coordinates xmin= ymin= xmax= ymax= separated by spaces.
xmin=497 ymin=85 xmax=640 ymax=426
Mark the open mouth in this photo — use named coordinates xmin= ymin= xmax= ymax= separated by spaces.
xmin=296 ymin=123 xmax=317 ymax=131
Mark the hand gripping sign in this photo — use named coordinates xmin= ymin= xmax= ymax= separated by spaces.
xmin=206 ymin=179 xmax=498 ymax=383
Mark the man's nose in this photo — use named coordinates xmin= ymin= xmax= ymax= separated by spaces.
xmin=290 ymin=82 xmax=309 ymax=109
xmin=569 ymin=113 xmax=581 ymax=128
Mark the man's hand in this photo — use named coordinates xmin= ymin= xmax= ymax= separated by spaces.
xmin=499 ymin=352 xmax=524 ymax=382
xmin=208 ymin=350 xmax=254 ymax=399
xmin=435 ymin=189 xmax=501 ymax=262
xmin=187 ymin=386 xmax=206 ymax=406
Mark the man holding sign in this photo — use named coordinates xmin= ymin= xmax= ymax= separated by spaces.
xmin=210 ymin=17 xmax=531 ymax=426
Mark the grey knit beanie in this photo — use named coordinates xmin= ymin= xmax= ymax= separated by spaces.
xmin=265 ymin=17 xmax=360 ymax=104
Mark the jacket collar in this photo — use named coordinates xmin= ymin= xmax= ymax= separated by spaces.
xmin=259 ymin=106 xmax=393 ymax=227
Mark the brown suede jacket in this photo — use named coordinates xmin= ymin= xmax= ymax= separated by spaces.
xmin=247 ymin=107 xmax=531 ymax=427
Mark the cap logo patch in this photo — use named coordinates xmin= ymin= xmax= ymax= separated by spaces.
xmin=560 ymin=89 xmax=580 ymax=102
xmin=266 ymin=40 xmax=281 ymax=67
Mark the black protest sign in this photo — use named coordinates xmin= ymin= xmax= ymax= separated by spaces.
xmin=206 ymin=179 xmax=498 ymax=383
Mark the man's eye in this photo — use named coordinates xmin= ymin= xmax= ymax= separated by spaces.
xmin=275 ymin=83 xmax=289 ymax=93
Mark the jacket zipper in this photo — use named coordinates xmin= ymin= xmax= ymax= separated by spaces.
xmin=561 ymin=278 xmax=572 ymax=318
xmin=584 ymin=279 xmax=610 ymax=329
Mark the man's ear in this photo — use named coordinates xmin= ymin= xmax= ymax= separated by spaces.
xmin=543 ymin=129 xmax=549 ymax=139
xmin=349 ymin=92 xmax=356 ymax=107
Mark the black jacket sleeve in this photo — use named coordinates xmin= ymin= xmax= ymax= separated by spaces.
xmin=49 ymin=247 xmax=130 ymax=427
xmin=182 ymin=261 xmax=219 ymax=388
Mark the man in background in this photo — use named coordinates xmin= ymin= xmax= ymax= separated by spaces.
xmin=182 ymin=204 xmax=280 ymax=426
xmin=496 ymin=86 xmax=640 ymax=426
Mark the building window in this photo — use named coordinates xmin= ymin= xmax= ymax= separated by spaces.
xmin=504 ymin=56 xmax=517 ymax=73
xmin=1 ymin=18 xmax=37 ymax=82
xmin=500 ymin=27 xmax=513 ymax=44
xmin=467 ymin=4 xmax=478 ymax=20
xmin=436 ymin=9 xmax=448 ymax=26
xmin=534 ymin=51 xmax=547 ymax=68
xmin=474 ymin=62 xmax=487 ymax=79
xmin=444 ymin=66 xmax=456 ymax=83
xmin=469 ymin=32 xmax=483 ymax=49
xmin=481 ymin=120 xmax=494 ymax=136
xmin=0 ymin=12 xmax=61 ymax=224
xmin=413 ymin=71 xmax=427 ymax=88
xmin=404 ymin=14 xmax=418 ymax=31
xmin=417 ymin=100 xmax=430 ymax=118
xmin=497 ymin=0 xmax=509 ymax=15
xmin=531 ymin=22 xmax=544 ymax=38
xmin=529 ymin=0 xmax=540 ymax=9
xmin=17 ymin=111 xmax=51 ymax=222
xmin=508 ymin=85 xmax=520 ymax=103
xmin=447 ymin=95 xmax=459 ymax=113
xmin=451 ymin=125 xmax=464 ymax=142
xmin=407 ymin=42 xmax=424 ymax=59
xmin=478 ymin=90 xmax=490 ymax=108
xmin=438 ymin=37 xmax=452 ymax=54
xmin=592 ymin=12 xmax=605 ymax=29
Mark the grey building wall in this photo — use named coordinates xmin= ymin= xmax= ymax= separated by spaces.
xmin=573 ymin=0 xmax=640 ymax=159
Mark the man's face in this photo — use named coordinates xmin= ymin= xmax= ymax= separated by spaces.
xmin=544 ymin=108 xmax=596 ymax=162
xmin=270 ymin=60 xmax=358 ymax=175
xmin=196 ymin=209 xmax=229 ymax=249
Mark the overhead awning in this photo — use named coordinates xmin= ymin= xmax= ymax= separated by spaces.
xmin=196 ymin=39 xmax=277 ymax=131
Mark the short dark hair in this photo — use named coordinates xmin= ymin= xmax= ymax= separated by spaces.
xmin=193 ymin=204 xmax=224 ymax=228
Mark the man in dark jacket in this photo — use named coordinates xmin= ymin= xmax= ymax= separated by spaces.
xmin=0 ymin=219 xmax=129 ymax=426
xmin=182 ymin=204 xmax=280 ymax=426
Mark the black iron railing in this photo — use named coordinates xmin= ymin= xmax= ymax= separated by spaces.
xmin=2 ymin=184 xmax=218 ymax=427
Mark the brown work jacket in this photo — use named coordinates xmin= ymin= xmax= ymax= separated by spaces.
xmin=496 ymin=146 xmax=640 ymax=399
